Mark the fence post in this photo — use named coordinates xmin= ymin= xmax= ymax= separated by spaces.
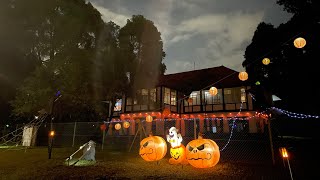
xmin=268 ymin=118 xmax=275 ymax=165
xmin=102 ymin=129 xmax=105 ymax=150
xmin=193 ymin=118 xmax=197 ymax=139
xmin=72 ymin=122 xmax=77 ymax=147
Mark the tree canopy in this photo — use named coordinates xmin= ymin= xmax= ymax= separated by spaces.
xmin=119 ymin=15 xmax=166 ymax=94
xmin=242 ymin=0 xmax=320 ymax=113
xmin=1 ymin=1 xmax=166 ymax=123
xmin=7 ymin=0 xmax=121 ymax=122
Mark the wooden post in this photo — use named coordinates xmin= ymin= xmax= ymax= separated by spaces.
xmin=102 ymin=129 xmax=105 ymax=150
xmin=72 ymin=122 xmax=77 ymax=147
xmin=193 ymin=118 xmax=197 ymax=139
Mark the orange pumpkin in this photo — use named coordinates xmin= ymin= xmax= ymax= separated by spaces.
xmin=169 ymin=144 xmax=188 ymax=165
xmin=139 ymin=135 xmax=167 ymax=161
xmin=186 ymin=136 xmax=220 ymax=168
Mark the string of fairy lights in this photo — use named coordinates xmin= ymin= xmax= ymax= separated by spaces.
xmin=220 ymin=102 xmax=243 ymax=152
xmin=270 ymin=107 xmax=320 ymax=119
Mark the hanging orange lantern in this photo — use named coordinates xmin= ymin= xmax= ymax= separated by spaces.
xmin=146 ymin=115 xmax=153 ymax=122
xmin=139 ymin=135 xmax=167 ymax=161
xmin=123 ymin=121 xmax=130 ymax=129
xmin=262 ymin=58 xmax=270 ymax=65
xmin=209 ymin=87 xmax=218 ymax=96
xmin=114 ymin=123 xmax=121 ymax=130
xmin=100 ymin=124 xmax=107 ymax=131
xmin=238 ymin=71 xmax=248 ymax=81
xmin=186 ymin=135 xmax=220 ymax=168
xmin=294 ymin=37 xmax=306 ymax=48
xmin=163 ymin=108 xmax=170 ymax=117
xmin=187 ymin=98 xmax=193 ymax=104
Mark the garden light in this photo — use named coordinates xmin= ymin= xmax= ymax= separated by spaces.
xmin=49 ymin=130 xmax=55 ymax=137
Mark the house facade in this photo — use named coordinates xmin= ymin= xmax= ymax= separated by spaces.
xmin=109 ymin=66 xmax=268 ymax=137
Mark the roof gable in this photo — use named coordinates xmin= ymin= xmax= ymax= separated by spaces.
xmin=157 ymin=66 xmax=248 ymax=94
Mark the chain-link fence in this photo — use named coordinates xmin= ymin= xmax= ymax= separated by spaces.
xmin=5 ymin=114 xmax=319 ymax=166
xmin=11 ymin=117 xmax=277 ymax=164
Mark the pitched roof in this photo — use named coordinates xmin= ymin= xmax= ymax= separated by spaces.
xmin=157 ymin=66 xmax=248 ymax=94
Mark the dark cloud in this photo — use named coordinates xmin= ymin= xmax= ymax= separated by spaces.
xmin=89 ymin=0 xmax=292 ymax=74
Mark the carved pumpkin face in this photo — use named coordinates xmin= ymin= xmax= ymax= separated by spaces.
xmin=186 ymin=137 xmax=220 ymax=168
xmin=169 ymin=144 xmax=186 ymax=164
xmin=139 ymin=135 xmax=167 ymax=161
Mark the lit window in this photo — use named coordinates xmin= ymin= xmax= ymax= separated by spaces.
xmin=150 ymin=88 xmax=156 ymax=102
xmin=241 ymin=88 xmax=246 ymax=102
xmin=164 ymin=88 xmax=170 ymax=104
xmin=189 ymin=91 xmax=201 ymax=105
xmin=126 ymin=98 xmax=132 ymax=105
xmin=170 ymin=90 xmax=176 ymax=105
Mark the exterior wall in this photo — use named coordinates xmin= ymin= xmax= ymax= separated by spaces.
xmin=118 ymin=84 xmax=263 ymax=135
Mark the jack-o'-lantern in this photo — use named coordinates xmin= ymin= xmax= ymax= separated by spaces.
xmin=139 ymin=135 xmax=167 ymax=161
xmin=169 ymin=144 xmax=188 ymax=165
xmin=186 ymin=135 xmax=220 ymax=168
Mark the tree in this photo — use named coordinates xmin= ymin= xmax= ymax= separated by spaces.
xmin=10 ymin=0 xmax=124 ymax=122
xmin=242 ymin=0 xmax=320 ymax=113
xmin=118 ymin=15 xmax=166 ymax=94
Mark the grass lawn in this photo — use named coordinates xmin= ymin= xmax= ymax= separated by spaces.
xmin=0 ymin=145 xmax=294 ymax=179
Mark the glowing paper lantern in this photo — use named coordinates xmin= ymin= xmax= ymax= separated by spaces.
xmin=294 ymin=37 xmax=306 ymax=48
xmin=209 ymin=87 xmax=218 ymax=96
xmin=123 ymin=121 xmax=130 ymax=129
xmin=238 ymin=71 xmax=248 ymax=81
xmin=163 ymin=108 xmax=170 ymax=117
xmin=139 ymin=135 xmax=167 ymax=161
xmin=262 ymin=58 xmax=270 ymax=65
xmin=186 ymin=135 xmax=220 ymax=168
xmin=114 ymin=123 xmax=121 ymax=130
xmin=146 ymin=115 xmax=153 ymax=122
xmin=100 ymin=124 xmax=107 ymax=131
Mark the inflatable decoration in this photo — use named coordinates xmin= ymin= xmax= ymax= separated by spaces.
xmin=166 ymin=127 xmax=188 ymax=165
xmin=139 ymin=135 xmax=167 ymax=162
xmin=186 ymin=133 xmax=220 ymax=168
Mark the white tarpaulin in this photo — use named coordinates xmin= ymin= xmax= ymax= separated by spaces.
xmin=22 ymin=126 xmax=38 ymax=146
xmin=272 ymin=95 xmax=281 ymax=101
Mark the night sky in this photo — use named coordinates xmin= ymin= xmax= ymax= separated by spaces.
xmin=89 ymin=0 xmax=292 ymax=74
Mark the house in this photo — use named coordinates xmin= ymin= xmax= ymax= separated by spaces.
xmin=108 ymin=66 xmax=268 ymax=138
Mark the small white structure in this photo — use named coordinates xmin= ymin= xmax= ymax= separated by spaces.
xmin=22 ymin=125 xmax=38 ymax=146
